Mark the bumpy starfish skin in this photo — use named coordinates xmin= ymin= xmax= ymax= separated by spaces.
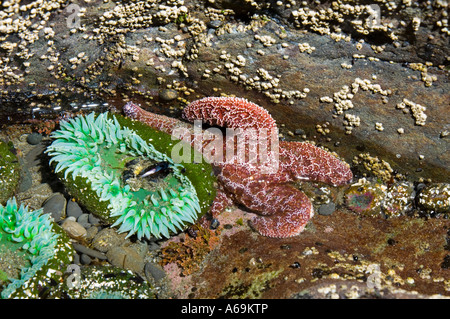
xmin=123 ymin=97 xmax=353 ymax=238
xmin=184 ymin=97 xmax=277 ymax=131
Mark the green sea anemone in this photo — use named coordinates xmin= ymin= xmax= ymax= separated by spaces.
xmin=0 ymin=197 xmax=73 ymax=299
xmin=46 ymin=112 xmax=216 ymax=240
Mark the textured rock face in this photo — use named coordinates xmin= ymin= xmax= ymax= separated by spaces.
xmin=0 ymin=0 xmax=449 ymax=299
xmin=0 ymin=0 xmax=448 ymax=183
xmin=165 ymin=208 xmax=450 ymax=299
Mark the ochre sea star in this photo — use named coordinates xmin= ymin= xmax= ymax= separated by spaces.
xmin=123 ymin=97 xmax=353 ymax=238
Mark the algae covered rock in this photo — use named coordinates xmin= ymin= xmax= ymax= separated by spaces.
xmin=61 ymin=265 xmax=155 ymax=299
xmin=0 ymin=141 xmax=20 ymax=204
xmin=0 ymin=198 xmax=73 ymax=299
xmin=46 ymin=112 xmax=216 ymax=240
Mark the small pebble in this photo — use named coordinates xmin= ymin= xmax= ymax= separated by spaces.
xmin=129 ymin=241 xmax=148 ymax=258
xmin=88 ymin=213 xmax=101 ymax=226
xmin=148 ymin=241 xmax=160 ymax=251
xmin=210 ymin=218 xmax=220 ymax=229
xmin=207 ymin=20 xmax=223 ymax=29
xmin=72 ymin=242 xmax=107 ymax=260
xmin=144 ymin=262 xmax=166 ymax=282
xmin=80 ymin=254 xmax=92 ymax=265
xmin=73 ymin=253 xmax=80 ymax=265
xmin=61 ymin=219 xmax=87 ymax=240
xmin=318 ymin=202 xmax=336 ymax=216
xmin=106 ymin=246 xmax=145 ymax=273
xmin=26 ymin=132 xmax=43 ymax=145
xmin=66 ymin=200 xmax=83 ymax=219
xmin=77 ymin=213 xmax=90 ymax=228
xmin=85 ymin=226 xmax=99 ymax=241
xmin=92 ymin=228 xmax=125 ymax=253
xmin=43 ymin=193 xmax=66 ymax=222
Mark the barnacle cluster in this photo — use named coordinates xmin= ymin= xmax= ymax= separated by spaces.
xmin=46 ymin=112 xmax=213 ymax=240
xmin=0 ymin=197 xmax=72 ymax=299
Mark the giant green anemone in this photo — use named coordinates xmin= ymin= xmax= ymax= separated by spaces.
xmin=0 ymin=197 xmax=73 ymax=299
xmin=46 ymin=112 xmax=216 ymax=240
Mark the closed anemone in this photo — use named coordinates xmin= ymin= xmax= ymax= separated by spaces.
xmin=46 ymin=112 xmax=204 ymax=240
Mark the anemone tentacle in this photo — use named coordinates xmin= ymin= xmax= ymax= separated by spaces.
xmin=46 ymin=112 xmax=211 ymax=240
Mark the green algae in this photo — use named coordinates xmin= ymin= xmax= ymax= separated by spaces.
xmin=220 ymin=269 xmax=283 ymax=299
xmin=0 ymin=140 xmax=20 ymax=204
xmin=60 ymin=265 xmax=156 ymax=299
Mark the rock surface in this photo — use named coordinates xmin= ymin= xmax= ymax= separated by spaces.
xmin=0 ymin=0 xmax=448 ymax=183
xmin=0 ymin=0 xmax=449 ymax=299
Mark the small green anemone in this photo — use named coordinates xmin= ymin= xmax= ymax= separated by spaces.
xmin=0 ymin=197 xmax=73 ymax=299
xmin=46 ymin=112 xmax=215 ymax=240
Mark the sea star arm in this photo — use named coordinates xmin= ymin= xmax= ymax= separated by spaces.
xmin=209 ymin=188 xmax=233 ymax=218
xmin=279 ymin=141 xmax=353 ymax=186
xmin=123 ymin=102 xmax=183 ymax=135
xmin=243 ymin=182 xmax=313 ymax=238
xmin=183 ymin=96 xmax=278 ymax=132
xmin=218 ymin=164 xmax=313 ymax=238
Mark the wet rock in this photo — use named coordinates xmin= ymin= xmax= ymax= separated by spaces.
xmin=344 ymin=179 xmax=387 ymax=216
xmin=77 ymin=213 xmax=90 ymax=228
xmin=382 ymin=182 xmax=415 ymax=217
xmin=0 ymin=0 xmax=447 ymax=185
xmin=144 ymin=262 xmax=166 ymax=282
xmin=26 ymin=132 xmax=43 ymax=145
xmin=17 ymin=168 xmax=33 ymax=193
xmin=92 ymin=228 xmax=126 ymax=253
xmin=66 ymin=200 xmax=83 ymax=219
xmin=418 ymin=183 xmax=450 ymax=214
xmin=159 ymin=89 xmax=178 ymax=101
xmin=80 ymin=254 xmax=92 ymax=265
xmin=61 ymin=219 xmax=87 ymax=240
xmin=72 ymin=243 xmax=107 ymax=260
xmin=43 ymin=193 xmax=66 ymax=222
xmin=88 ymin=213 xmax=101 ymax=226
xmin=24 ymin=144 xmax=46 ymax=167
xmin=106 ymin=246 xmax=145 ymax=273
xmin=318 ymin=202 xmax=336 ymax=216
xmin=85 ymin=226 xmax=99 ymax=241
